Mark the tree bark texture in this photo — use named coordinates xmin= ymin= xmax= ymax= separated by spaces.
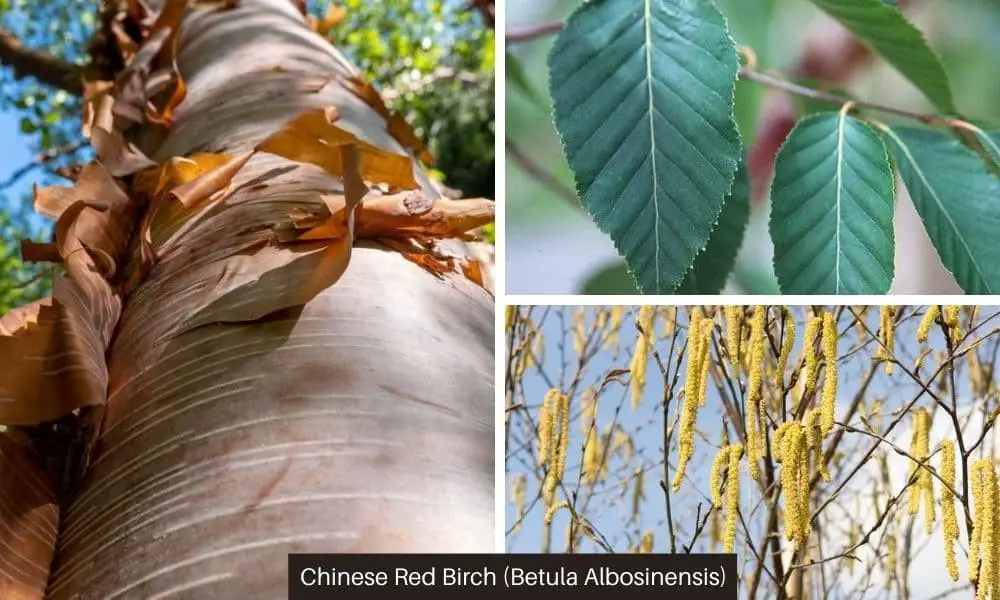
xmin=42 ymin=1 xmax=494 ymax=597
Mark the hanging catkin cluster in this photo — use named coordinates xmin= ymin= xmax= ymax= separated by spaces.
xmin=709 ymin=443 xmax=743 ymax=553
xmin=538 ymin=389 xmax=570 ymax=504
xmin=803 ymin=315 xmax=822 ymax=392
xmin=505 ymin=306 xmax=517 ymax=332
xmin=773 ymin=421 xmax=811 ymax=548
xmin=907 ymin=408 xmax=935 ymax=533
xmin=745 ymin=306 xmax=767 ymax=481
xmin=878 ymin=306 xmax=895 ymax=375
xmin=820 ymin=311 xmax=838 ymax=436
xmin=775 ymin=307 xmax=796 ymax=388
xmin=630 ymin=306 xmax=655 ymax=410
xmin=971 ymin=459 xmax=1000 ymax=600
xmin=671 ymin=309 xmax=713 ymax=491
xmin=943 ymin=305 xmax=962 ymax=344
xmin=918 ymin=305 xmax=940 ymax=343
xmin=940 ymin=441 xmax=959 ymax=582
xmin=803 ymin=409 xmax=831 ymax=482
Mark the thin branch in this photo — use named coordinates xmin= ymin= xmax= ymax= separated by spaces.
xmin=738 ymin=68 xmax=958 ymax=128
xmin=506 ymin=21 xmax=565 ymax=44
xmin=0 ymin=28 xmax=83 ymax=95
xmin=0 ymin=139 xmax=86 ymax=192
xmin=505 ymin=136 xmax=582 ymax=211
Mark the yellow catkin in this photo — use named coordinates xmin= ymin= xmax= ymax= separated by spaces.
xmin=638 ymin=531 xmax=654 ymax=554
xmin=505 ymin=306 xmax=517 ymax=332
xmin=803 ymin=409 xmax=831 ymax=482
xmin=725 ymin=306 xmax=743 ymax=369
xmin=821 ymin=311 xmax=837 ymax=436
xmin=659 ymin=307 xmax=676 ymax=339
xmin=604 ymin=307 xmax=624 ymax=350
xmin=745 ymin=306 xmax=766 ymax=481
xmin=978 ymin=461 xmax=998 ymax=600
xmin=629 ymin=306 xmax=655 ymax=411
xmin=631 ymin=464 xmax=645 ymax=521
xmin=697 ymin=319 xmax=715 ymax=408
xmin=772 ymin=421 xmax=795 ymax=463
xmin=941 ymin=441 xmax=959 ymax=582
xmin=880 ymin=306 xmax=895 ymax=375
xmin=672 ymin=309 xmax=704 ymax=491
xmin=710 ymin=510 xmax=722 ymax=549
xmin=545 ymin=500 xmax=569 ymax=525
xmin=776 ymin=307 xmax=796 ymax=388
xmin=580 ymin=388 xmax=596 ymax=435
xmin=542 ymin=390 xmax=570 ymax=501
xmin=972 ymin=460 xmax=986 ymax=582
xmin=886 ymin=536 xmax=897 ymax=590
xmin=710 ymin=445 xmax=730 ymax=508
xmin=572 ymin=307 xmax=587 ymax=354
xmin=781 ymin=423 xmax=810 ymax=547
xmin=582 ymin=427 xmax=600 ymax=483
xmin=803 ymin=316 xmax=822 ymax=392
xmin=907 ymin=408 xmax=935 ymax=535
xmin=943 ymin=305 xmax=962 ymax=344
xmin=795 ymin=425 xmax=810 ymax=545
xmin=510 ymin=474 xmax=526 ymax=534
xmin=537 ymin=390 xmax=554 ymax=467
xmin=596 ymin=307 xmax=608 ymax=332
xmin=555 ymin=393 xmax=570 ymax=483
xmin=611 ymin=426 xmax=635 ymax=463
xmin=918 ymin=305 xmax=940 ymax=343
xmin=723 ymin=444 xmax=743 ymax=553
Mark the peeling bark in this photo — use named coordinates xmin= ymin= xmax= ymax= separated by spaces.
xmin=39 ymin=1 xmax=493 ymax=597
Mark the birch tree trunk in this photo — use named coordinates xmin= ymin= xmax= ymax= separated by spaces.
xmin=38 ymin=1 xmax=494 ymax=597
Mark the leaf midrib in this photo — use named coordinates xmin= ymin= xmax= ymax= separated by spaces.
xmin=835 ymin=111 xmax=846 ymax=294
xmin=882 ymin=127 xmax=992 ymax=293
xmin=643 ymin=0 xmax=660 ymax=291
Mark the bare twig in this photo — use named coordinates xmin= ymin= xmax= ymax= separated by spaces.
xmin=0 ymin=28 xmax=83 ymax=95
xmin=506 ymin=21 xmax=565 ymax=44
xmin=0 ymin=139 xmax=86 ymax=192
xmin=505 ymin=136 xmax=582 ymax=211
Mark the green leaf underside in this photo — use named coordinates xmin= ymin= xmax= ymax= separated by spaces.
xmin=548 ymin=0 xmax=741 ymax=293
xmin=881 ymin=126 xmax=1000 ymax=294
xmin=770 ymin=113 xmax=895 ymax=294
xmin=808 ymin=0 xmax=956 ymax=114
xmin=675 ymin=159 xmax=750 ymax=293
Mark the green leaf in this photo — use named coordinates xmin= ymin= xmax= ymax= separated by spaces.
xmin=548 ymin=0 xmax=742 ymax=294
xmin=770 ymin=113 xmax=895 ymax=294
xmin=579 ymin=261 xmax=641 ymax=295
xmin=880 ymin=126 xmax=1000 ymax=294
xmin=675 ymin=160 xmax=750 ymax=293
xmin=807 ymin=0 xmax=956 ymax=113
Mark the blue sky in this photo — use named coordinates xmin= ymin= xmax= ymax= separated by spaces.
xmin=506 ymin=306 xmax=996 ymax=599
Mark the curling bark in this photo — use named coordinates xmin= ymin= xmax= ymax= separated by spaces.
xmin=9 ymin=1 xmax=494 ymax=597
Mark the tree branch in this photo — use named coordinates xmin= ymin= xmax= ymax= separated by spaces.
xmin=0 ymin=28 xmax=83 ymax=95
